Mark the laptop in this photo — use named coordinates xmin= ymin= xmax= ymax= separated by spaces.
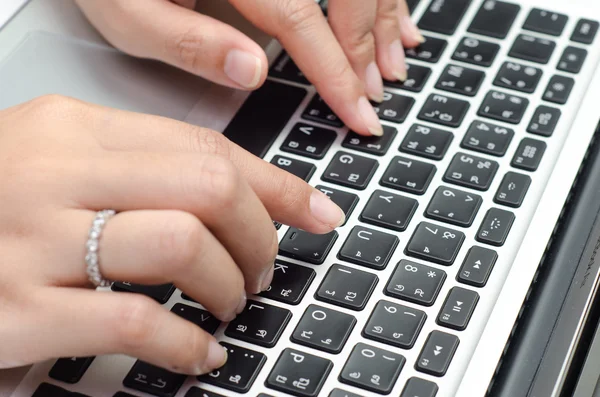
xmin=2 ymin=0 xmax=600 ymax=396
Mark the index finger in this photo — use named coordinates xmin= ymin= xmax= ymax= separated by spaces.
xmin=229 ymin=0 xmax=383 ymax=136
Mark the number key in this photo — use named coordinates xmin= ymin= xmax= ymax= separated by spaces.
xmin=493 ymin=61 xmax=542 ymax=93
xmin=385 ymin=260 xmax=446 ymax=306
xmin=425 ymin=186 xmax=482 ymax=227
xmin=406 ymin=222 xmax=465 ymax=266
xmin=363 ymin=300 xmax=426 ymax=349
xmin=461 ymin=120 xmax=514 ymax=157
xmin=478 ymin=90 xmax=529 ymax=124
xmin=444 ymin=152 xmax=499 ymax=191
xmin=340 ymin=343 xmax=405 ymax=394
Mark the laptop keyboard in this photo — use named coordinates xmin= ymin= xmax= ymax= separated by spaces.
xmin=28 ymin=1 xmax=600 ymax=397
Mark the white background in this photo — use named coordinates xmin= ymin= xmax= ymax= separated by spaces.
xmin=0 ymin=0 xmax=28 ymax=31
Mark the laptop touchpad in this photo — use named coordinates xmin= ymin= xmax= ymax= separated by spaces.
xmin=0 ymin=31 xmax=210 ymax=122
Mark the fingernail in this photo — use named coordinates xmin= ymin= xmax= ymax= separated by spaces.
xmin=200 ymin=340 xmax=227 ymax=374
xmin=224 ymin=49 xmax=262 ymax=89
xmin=365 ymin=62 xmax=384 ymax=102
xmin=389 ymin=40 xmax=408 ymax=82
xmin=236 ymin=291 xmax=247 ymax=314
xmin=357 ymin=96 xmax=383 ymax=136
xmin=402 ymin=16 xmax=425 ymax=43
xmin=260 ymin=265 xmax=274 ymax=292
xmin=310 ymin=190 xmax=346 ymax=228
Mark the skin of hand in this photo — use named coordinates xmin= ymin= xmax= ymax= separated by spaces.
xmin=75 ymin=0 xmax=424 ymax=136
xmin=0 ymin=95 xmax=345 ymax=375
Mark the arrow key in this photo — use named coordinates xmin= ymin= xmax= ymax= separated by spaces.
xmin=437 ymin=287 xmax=479 ymax=331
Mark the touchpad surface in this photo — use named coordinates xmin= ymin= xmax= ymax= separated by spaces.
xmin=0 ymin=31 xmax=206 ymax=121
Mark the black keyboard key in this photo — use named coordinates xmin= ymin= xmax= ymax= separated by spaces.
xmin=571 ymin=19 xmax=599 ymax=44
xmin=49 ymin=357 xmax=94 ymax=384
xmin=279 ymin=228 xmax=338 ymax=265
xmin=416 ymin=331 xmax=459 ymax=376
xmin=407 ymin=0 xmax=420 ymax=13
xmin=493 ymin=61 xmax=542 ymax=93
xmin=435 ymin=64 xmax=485 ymax=97
xmin=259 ymin=261 xmax=316 ymax=305
xmin=494 ymin=172 xmax=531 ymax=208
xmin=444 ymin=152 xmax=499 ymax=191
xmin=185 ymin=388 xmax=225 ymax=397
xmin=437 ymin=287 xmax=479 ymax=330
xmin=372 ymin=92 xmax=415 ymax=123
xmin=338 ymin=226 xmax=399 ymax=271
xmin=270 ymin=51 xmax=309 ymax=84
xmin=226 ymin=300 xmax=292 ymax=347
xmin=386 ymin=260 xmax=446 ymax=306
xmin=381 ymin=156 xmax=436 ymax=195
xmin=384 ymin=63 xmax=432 ymax=92
xmin=406 ymin=222 xmax=465 ymax=266
xmin=406 ymin=36 xmax=448 ymax=63
xmin=291 ymin=304 xmax=356 ymax=353
xmin=478 ymin=90 xmax=529 ymax=124
xmin=509 ymin=34 xmax=556 ymax=64
xmin=329 ymin=389 xmax=363 ymax=397
xmin=418 ymin=0 xmax=472 ymax=35
xmin=400 ymin=123 xmax=453 ymax=161
xmin=273 ymin=221 xmax=282 ymax=230
xmin=281 ymin=123 xmax=337 ymax=159
xmin=302 ymin=94 xmax=344 ymax=127
xmin=266 ymin=348 xmax=333 ymax=397
xmin=457 ymin=246 xmax=498 ymax=287
xmin=315 ymin=185 xmax=359 ymax=226
xmin=340 ymin=343 xmax=405 ymax=394
xmin=557 ymin=46 xmax=588 ymax=74
xmin=199 ymin=343 xmax=266 ymax=393
xmin=111 ymin=283 xmax=175 ymax=304
xmin=468 ymin=1 xmax=520 ymax=39
xmin=511 ymin=138 xmax=547 ymax=171
xmin=401 ymin=378 xmax=439 ymax=397
xmin=124 ymin=361 xmax=185 ymax=397
xmin=523 ymin=8 xmax=568 ymax=36
xmin=461 ymin=120 xmax=514 ymax=157
xmin=33 ymin=383 xmax=71 ymax=397
xmin=418 ymin=94 xmax=470 ymax=128
xmin=363 ymin=300 xmax=426 ymax=349
xmin=343 ymin=125 xmax=397 ymax=156
xmin=527 ymin=106 xmax=561 ymax=137
xmin=322 ymin=151 xmax=379 ymax=190
xmin=543 ymin=75 xmax=575 ymax=104
xmin=476 ymin=208 xmax=515 ymax=246
xmin=316 ymin=264 xmax=378 ymax=310
xmin=224 ymin=80 xmax=307 ymax=158
xmin=171 ymin=304 xmax=220 ymax=334
xmin=426 ymin=186 xmax=482 ymax=227
xmin=271 ymin=155 xmax=316 ymax=182
xmin=452 ymin=37 xmax=500 ymax=67
xmin=360 ymin=190 xmax=418 ymax=232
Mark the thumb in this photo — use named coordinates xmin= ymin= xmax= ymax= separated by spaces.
xmin=76 ymin=0 xmax=268 ymax=90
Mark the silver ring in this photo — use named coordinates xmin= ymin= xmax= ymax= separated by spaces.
xmin=85 ymin=209 xmax=116 ymax=287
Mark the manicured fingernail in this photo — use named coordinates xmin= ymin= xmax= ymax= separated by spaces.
xmin=260 ymin=265 xmax=274 ymax=292
xmin=236 ymin=291 xmax=247 ymax=314
xmin=389 ymin=39 xmax=408 ymax=82
xmin=365 ymin=62 xmax=384 ymax=102
xmin=224 ymin=49 xmax=262 ymax=89
xmin=402 ymin=16 xmax=425 ymax=43
xmin=200 ymin=340 xmax=227 ymax=374
xmin=357 ymin=96 xmax=383 ymax=136
xmin=310 ymin=190 xmax=346 ymax=228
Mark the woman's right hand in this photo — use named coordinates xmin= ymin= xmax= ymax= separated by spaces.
xmin=0 ymin=95 xmax=345 ymax=375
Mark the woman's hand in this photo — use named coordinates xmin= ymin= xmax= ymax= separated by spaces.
xmin=75 ymin=0 xmax=423 ymax=136
xmin=0 ymin=95 xmax=344 ymax=374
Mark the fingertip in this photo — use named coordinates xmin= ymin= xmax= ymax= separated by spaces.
xmin=224 ymin=49 xmax=266 ymax=90
xmin=199 ymin=339 xmax=227 ymax=374
xmin=357 ymin=96 xmax=383 ymax=136
xmin=400 ymin=15 xmax=425 ymax=48
xmin=309 ymin=189 xmax=346 ymax=231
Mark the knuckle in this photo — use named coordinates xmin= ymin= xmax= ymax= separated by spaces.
xmin=198 ymin=156 xmax=240 ymax=208
xmin=165 ymin=26 xmax=207 ymax=73
xmin=378 ymin=0 xmax=399 ymax=17
xmin=185 ymin=127 xmax=232 ymax=158
xmin=158 ymin=213 xmax=205 ymax=274
xmin=344 ymin=30 xmax=376 ymax=60
xmin=25 ymin=95 xmax=77 ymax=116
xmin=115 ymin=296 xmax=158 ymax=353
xmin=277 ymin=0 xmax=323 ymax=34
xmin=273 ymin=171 xmax=305 ymax=216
